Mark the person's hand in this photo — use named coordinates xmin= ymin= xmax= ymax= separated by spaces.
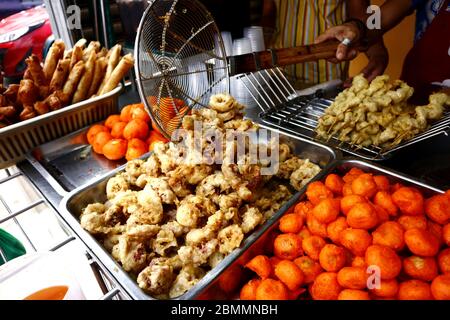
xmin=315 ymin=22 xmax=363 ymax=62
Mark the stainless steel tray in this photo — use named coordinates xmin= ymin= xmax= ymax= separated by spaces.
xmin=26 ymin=127 xmax=126 ymax=196
xmin=0 ymin=85 xmax=122 ymax=169
xmin=59 ymin=133 xmax=338 ymax=300
xmin=197 ymin=158 xmax=445 ymax=300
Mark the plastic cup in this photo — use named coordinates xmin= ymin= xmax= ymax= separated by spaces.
xmin=232 ymin=38 xmax=253 ymax=56
xmin=244 ymin=26 xmax=266 ymax=52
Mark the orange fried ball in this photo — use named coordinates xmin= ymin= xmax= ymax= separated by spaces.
xmin=294 ymin=201 xmax=313 ymax=219
xmin=374 ymin=191 xmax=398 ymax=217
xmin=343 ymin=168 xmax=364 ymax=183
xmin=306 ymin=211 xmax=328 ymax=238
xmin=438 ymin=248 xmax=450 ymax=274
xmin=319 ymin=244 xmax=346 ymax=272
xmin=245 ymin=255 xmax=272 ymax=279
xmin=338 ymin=289 xmax=370 ymax=300
xmin=255 ymin=279 xmax=289 ymax=300
xmin=310 ymin=272 xmax=342 ymax=300
xmin=342 ymin=183 xmax=353 ymax=196
xmin=351 ymin=256 xmax=367 ymax=268
xmin=104 ymin=114 xmax=121 ymax=129
xmin=87 ymin=124 xmax=108 ymax=145
xmin=273 ymin=233 xmax=303 ymax=260
xmin=294 ymin=256 xmax=323 ymax=284
xmin=126 ymin=138 xmax=148 ymax=161
xmin=297 ymin=227 xmax=312 ymax=242
xmin=443 ymin=223 xmax=450 ymax=246
xmin=403 ymin=256 xmax=438 ymax=282
xmin=327 ymin=217 xmax=348 ymax=244
xmin=306 ymin=181 xmax=333 ymax=205
xmin=341 ymin=195 xmax=366 ymax=216
xmin=392 ymin=187 xmax=425 ymax=216
xmin=398 ymin=280 xmax=433 ymax=300
xmin=302 ymin=235 xmax=326 ymax=261
xmin=431 ymin=274 xmax=450 ymax=300
xmin=372 ymin=221 xmax=405 ymax=252
xmin=123 ymin=119 xmax=149 ymax=140
xmin=425 ymin=194 xmax=450 ymax=225
xmin=102 ymin=139 xmax=128 ymax=161
xmin=240 ymin=279 xmax=261 ymax=300
xmin=274 ymin=260 xmax=305 ymax=291
xmin=347 ymin=202 xmax=379 ymax=230
xmin=92 ymin=131 xmax=112 ymax=154
xmin=337 ymin=267 xmax=368 ymax=290
xmin=373 ymin=175 xmax=390 ymax=191
xmin=339 ymin=228 xmax=372 ymax=257
xmin=279 ymin=213 xmax=304 ymax=234
xmin=398 ymin=215 xmax=428 ymax=231
xmin=111 ymin=121 xmax=127 ymax=139
xmin=369 ymin=279 xmax=399 ymax=298
xmin=312 ymin=198 xmax=341 ymax=223
xmin=325 ymin=174 xmax=344 ymax=195
xmin=428 ymin=221 xmax=444 ymax=247
xmin=365 ymin=245 xmax=402 ymax=280
xmin=351 ymin=173 xmax=378 ymax=198
xmin=404 ymin=228 xmax=440 ymax=257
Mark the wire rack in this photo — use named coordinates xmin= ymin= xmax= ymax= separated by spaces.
xmin=238 ymin=69 xmax=450 ymax=161
xmin=0 ymin=167 xmax=131 ymax=300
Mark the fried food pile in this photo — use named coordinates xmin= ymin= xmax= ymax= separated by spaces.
xmin=80 ymin=94 xmax=321 ymax=299
xmin=0 ymin=39 xmax=134 ymax=127
xmin=316 ymin=74 xmax=450 ymax=149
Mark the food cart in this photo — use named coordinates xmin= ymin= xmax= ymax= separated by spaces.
xmin=0 ymin=0 xmax=449 ymax=301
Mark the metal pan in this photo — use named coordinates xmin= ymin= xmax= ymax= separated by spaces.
xmin=195 ymin=158 xmax=445 ymax=300
xmin=58 ymin=133 xmax=338 ymax=300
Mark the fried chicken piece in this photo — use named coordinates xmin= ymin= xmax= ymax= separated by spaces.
xmin=218 ymin=224 xmax=244 ymax=254
xmin=137 ymin=263 xmax=175 ymax=296
xmin=169 ymin=265 xmax=205 ymax=298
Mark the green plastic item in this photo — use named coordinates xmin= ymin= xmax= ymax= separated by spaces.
xmin=0 ymin=229 xmax=26 ymax=266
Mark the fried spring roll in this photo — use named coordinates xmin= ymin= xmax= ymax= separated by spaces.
xmin=98 ymin=44 xmax=122 ymax=94
xmin=33 ymin=100 xmax=50 ymax=115
xmin=83 ymin=41 xmax=101 ymax=61
xmin=43 ymin=42 xmax=64 ymax=81
xmin=20 ymin=105 xmax=37 ymax=121
xmin=49 ymin=58 xmax=71 ymax=93
xmin=18 ymin=80 xmax=39 ymax=106
xmin=100 ymin=54 xmax=134 ymax=95
xmin=97 ymin=48 xmax=108 ymax=58
xmin=87 ymin=57 xmax=107 ymax=98
xmin=23 ymin=69 xmax=33 ymax=81
xmin=73 ymin=51 xmax=96 ymax=103
xmin=74 ymin=38 xmax=87 ymax=49
xmin=25 ymin=55 xmax=47 ymax=86
xmin=46 ymin=90 xmax=67 ymax=111
xmin=3 ymin=84 xmax=19 ymax=103
xmin=64 ymin=49 xmax=73 ymax=60
xmin=63 ymin=61 xmax=85 ymax=103
xmin=0 ymin=106 xmax=16 ymax=118
xmin=70 ymin=46 xmax=83 ymax=70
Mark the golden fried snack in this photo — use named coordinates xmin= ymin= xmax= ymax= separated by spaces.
xmin=70 ymin=46 xmax=83 ymax=70
xmin=87 ymin=57 xmax=107 ymax=98
xmin=73 ymin=51 xmax=96 ymax=103
xmin=98 ymin=44 xmax=122 ymax=94
xmin=25 ymin=55 xmax=47 ymax=86
xmin=43 ymin=41 xmax=64 ymax=81
xmin=33 ymin=100 xmax=50 ymax=115
xmin=46 ymin=90 xmax=67 ymax=111
xmin=49 ymin=58 xmax=71 ymax=92
xmin=23 ymin=69 xmax=33 ymax=81
xmin=19 ymin=105 xmax=37 ymax=121
xmin=53 ymin=40 xmax=65 ymax=55
xmin=63 ymin=49 xmax=73 ymax=60
xmin=63 ymin=61 xmax=85 ymax=103
xmin=100 ymin=53 xmax=134 ymax=95
xmin=83 ymin=41 xmax=101 ymax=61
xmin=3 ymin=84 xmax=19 ymax=103
xmin=39 ymin=86 xmax=49 ymax=100
xmin=18 ymin=79 xmax=39 ymax=106
xmin=74 ymin=38 xmax=87 ymax=49
xmin=97 ymin=47 xmax=108 ymax=58
xmin=0 ymin=106 xmax=17 ymax=118
xmin=0 ymin=95 xmax=6 ymax=108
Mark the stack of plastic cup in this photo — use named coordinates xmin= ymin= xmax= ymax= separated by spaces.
xmin=215 ymin=31 xmax=233 ymax=57
xmin=244 ymin=26 xmax=266 ymax=52
xmin=232 ymin=38 xmax=253 ymax=56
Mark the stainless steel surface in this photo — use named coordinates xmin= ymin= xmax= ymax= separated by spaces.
xmin=59 ymin=133 xmax=337 ymax=300
xmin=135 ymin=0 xmax=230 ymax=139
xmin=27 ymin=127 xmax=125 ymax=196
xmin=198 ymin=158 xmax=445 ymax=299
xmin=239 ymin=69 xmax=450 ymax=161
xmin=0 ymin=85 xmax=122 ymax=169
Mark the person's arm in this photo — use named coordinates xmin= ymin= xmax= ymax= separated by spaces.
xmin=315 ymin=0 xmax=413 ymax=61
xmin=347 ymin=0 xmax=389 ymax=81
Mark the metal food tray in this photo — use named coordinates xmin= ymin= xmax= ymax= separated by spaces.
xmin=0 ymin=85 xmax=123 ymax=169
xmin=59 ymin=132 xmax=338 ymax=300
xmin=196 ymin=158 xmax=445 ymax=300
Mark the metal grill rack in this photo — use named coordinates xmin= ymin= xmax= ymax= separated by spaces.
xmin=0 ymin=167 xmax=130 ymax=300
xmin=238 ymin=69 xmax=450 ymax=161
